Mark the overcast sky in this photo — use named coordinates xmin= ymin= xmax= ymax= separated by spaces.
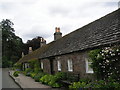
xmin=0 ymin=0 xmax=119 ymax=43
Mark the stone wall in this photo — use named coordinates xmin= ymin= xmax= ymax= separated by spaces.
xmin=41 ymin=59 xmax=51 ymax=74
xmin=40 ymin=50 xmax=94 ymax=79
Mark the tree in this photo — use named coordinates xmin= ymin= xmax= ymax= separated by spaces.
xmin=1 ymin=19 xmax=24 ymax=67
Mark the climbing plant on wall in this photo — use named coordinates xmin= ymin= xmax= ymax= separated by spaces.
xmin=28 ymin=58 xmax=41 ymax=73
xmin=89 ymin=45 xmax=120 ymax=82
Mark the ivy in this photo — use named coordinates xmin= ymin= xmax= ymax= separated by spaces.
xmin=89 ymin=45 xmax=120 ymax=82
xmin=14 ymin=63 xmax=22 ymax=70
xmin=27 ymin=58 xmax=41 ymax=73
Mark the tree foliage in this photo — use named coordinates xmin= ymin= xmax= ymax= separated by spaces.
xmin=1 ymin=19 xmax=24 ymax=67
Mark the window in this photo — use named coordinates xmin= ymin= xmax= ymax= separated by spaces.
xmin=57 ymin=60 xmax=61 ymax=71
xmin=68 ymin=59 xmax=73 ymax=72
xmin=41 ymin=62 xmax=43 ymax=69
xmin=86 ymin=58 xmax=93 ymax=73
xmin=25 ymin=63 xmax=29 ymax=69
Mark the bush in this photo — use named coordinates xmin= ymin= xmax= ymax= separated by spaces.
xmin=40 ymin=75 xmax=52 ymax=84
xmin=25 ymin=68 xmax=33 ymax=76
xmin=13 ymin=63 xmax=22 ymax=70
xmin=34 ymin=72 xmax=46 ymax=82
xmin=54 ymin=72 xmax=66 ymax=80
xmin=69 ymin=79 xmax=120 ymax=89
xmin=13 ymin=71 xmax=19 ymax=77
xmin=39 ymin=74 xmax=62 ymax=88
xmin=30 ymin=72 xmax=37 ymax=78
xmin=89 ymin=46 xmax=120 ymax=81
xmin=79 ymin=78 xmax=92 ymax=84
xmin=69 ymin=82 xmax=87 ymax=89
xmin=25 ymin=68 xmax=32 ymax=73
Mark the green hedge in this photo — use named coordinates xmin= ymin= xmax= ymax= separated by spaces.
xmin=13 ymin=71 xmax=19 ymax=77
xmin=69 ymin=79 xmax=120 ymax=89
xmin=34 ymin=72 xmax=46 ymax=82
xmin=40 ymin=74 xmax=62 ymax=88
xmin=38 ymin=72 xmax=66 ymax=88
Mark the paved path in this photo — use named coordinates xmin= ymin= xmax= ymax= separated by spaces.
xmin=2 ymin=68 xmax=21 ymax=89
xmin=9 ymin=70 xmax=51 ymax=89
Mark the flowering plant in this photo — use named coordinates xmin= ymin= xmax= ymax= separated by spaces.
xmin=89 ymin=45 xmax=120 ymax=81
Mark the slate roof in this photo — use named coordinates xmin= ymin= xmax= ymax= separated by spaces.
xmin=39 ymin=8 xmax=120 ymax=59
xmin=17 ymin=44 xmax=50 ymax=63
xmin=18 ymin=9 xmax=120 ymax=63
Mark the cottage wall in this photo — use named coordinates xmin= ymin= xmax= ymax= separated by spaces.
xmin=41 ymin=59 xmax=51 ymax=74
xmin=55 ymin=51 xmax=94 ymax=79
xmin=41 ymin=50 xmax=94 ymax=79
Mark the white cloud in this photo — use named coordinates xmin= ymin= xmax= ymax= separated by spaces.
xmin=0 ymin=0 xmax=119 ymax=43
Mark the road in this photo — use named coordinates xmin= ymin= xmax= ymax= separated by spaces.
xmin=2 ymin=68 xmax=21 ymax=89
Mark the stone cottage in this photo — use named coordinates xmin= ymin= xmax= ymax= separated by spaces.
xmin=18 ymin=9 xmax=120 ymax=79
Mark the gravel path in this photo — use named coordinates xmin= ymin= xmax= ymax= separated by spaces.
xmin=9 ymin=70 xmax=51 ymax=88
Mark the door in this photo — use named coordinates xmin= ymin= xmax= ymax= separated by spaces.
xmin=49 ymin=57 xmax=55 ymax=74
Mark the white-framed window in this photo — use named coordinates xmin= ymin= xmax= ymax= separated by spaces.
xmin=25 ymin=63 xmax=28 ymax=69
xmin=67 ymin=59 xmax=73 ymax=72
xmin=41 ymin=62 xmax=43 ymax=69
xmin=86 ymin=58 xmax=93 ymax=73
xmin=57 ymin=60 xmax=61 ymax=71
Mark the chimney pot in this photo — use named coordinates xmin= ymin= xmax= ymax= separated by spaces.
xmin=40 ymin=38 xmax=46 ymax=47
xmin=54 ymin=27 xmax=62 ymax=41
xmin=29 ymin=47 xmax=32 ymax=53
xmin=57 ymin=27 xmax=60 ymax=32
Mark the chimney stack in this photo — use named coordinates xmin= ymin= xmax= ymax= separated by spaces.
xmin=40 ymin=38 xmax=46 ymax=47
xmin=29 ymin=47 xmax=32 ymax=53
xmin=54 ymin=27 xmax=62 ymax=41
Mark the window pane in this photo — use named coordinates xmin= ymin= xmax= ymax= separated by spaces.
xmin=68 ymin=59 xmax=73 ymax=71
xmin=41 ymin=62 xmax=43 ymax=69
xmin=58 ymin=60 xmax=61 ymax=71
xmin=86 ymin=58 xmax=93 ymax=73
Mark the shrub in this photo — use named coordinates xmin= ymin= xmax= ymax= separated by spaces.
xmin=39 ymin=74 xmax=62 ymax=88
xmin=28 ymin=59 xmax=41 ymax=73
xmin=34 ymin=72 xmax=46 ymax=82
xmin=54 ymin=72 xmax=66 ymax=80
xmin=89 ymin=45 xmax=120 ymax=81
xmin=69 ymin=79 xmax=120 ymax=89
xmin=79 ymin=78 xmax=92 ymax=84
xmin=13 ymin=71 xmax=19 ymax=77
xmin=30 ymin=72 xmax=37 ymax=78
xmin=40 ymin=75 xmax=52 ymax=84
xmin=69 ymin=82 xmax=87 ymax=89
xmin=25 ymin=68 xmax=33 ymax=76
xmin=25 ymin=68 xmax=32 ymax=73
xmin=14 ymin=63 xmax=22 ymax=70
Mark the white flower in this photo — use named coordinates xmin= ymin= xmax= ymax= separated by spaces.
xmin=109 ymin=51 xmax=112 ymax=54
xmin=106 ymin=60 xmax=109 ymax=63
xmin=116 ymin=49 xmax=119 ymax=52
xmin=111 ymin=53 xmax=115 ymax=56
xmin=102 ymin=53 xmax=104 ymax=56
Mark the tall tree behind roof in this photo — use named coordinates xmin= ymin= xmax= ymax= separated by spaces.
xmin=1 ymin=19 xmax=24 ymax=67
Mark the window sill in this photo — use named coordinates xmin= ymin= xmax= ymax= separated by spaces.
xmin=68 ymin=70 xmax=73 ymax=72
xmin=86 ymin=71 xmax=94 ymax=73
